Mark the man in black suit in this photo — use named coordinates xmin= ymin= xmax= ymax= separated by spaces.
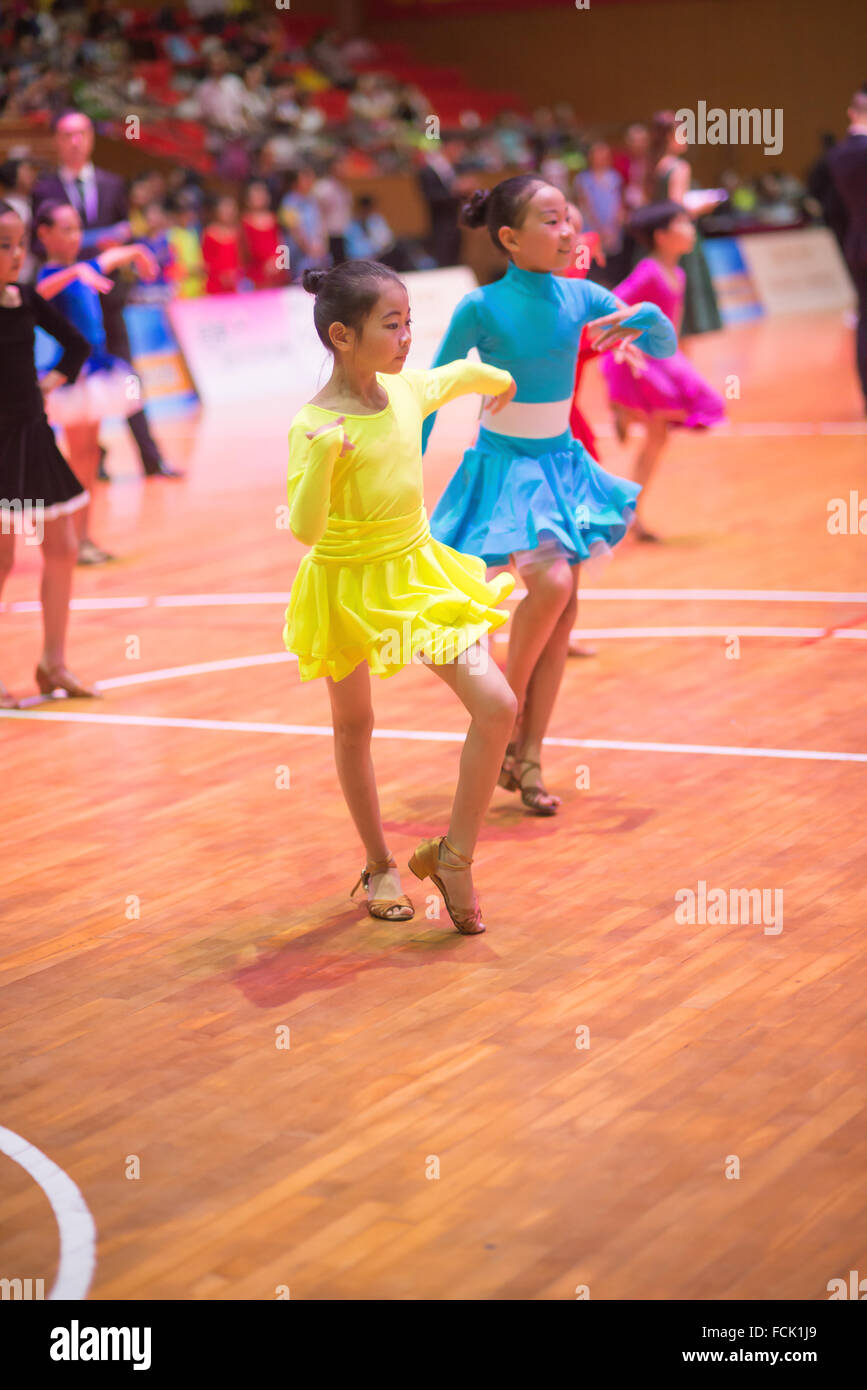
xmin=32 ymin=111 xmax=183 ymax=481
xmin=828 ymin=93 xmax=867 ymax=412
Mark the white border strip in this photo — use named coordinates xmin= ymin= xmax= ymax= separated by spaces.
xmin=94 ymin=652 xmax=296 ymax=691
xmin=0 ymin=1125 xmax=96 ymax=1301
xmin=4 ymin=588 xmax=867 ymax=615
xmin=1 ymin=708 xmax=865 ymax=763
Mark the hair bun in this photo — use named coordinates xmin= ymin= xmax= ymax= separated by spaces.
xmin=302 ymin=267 xmax=329 ymax=294
xmin=459 ymin=189 xmax=490 ymax=229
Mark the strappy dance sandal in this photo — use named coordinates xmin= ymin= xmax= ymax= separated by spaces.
xmin=350 ymin=854 xmax=414 ymax=921
xmin=512 ymin=758 xmax=560 ymax=816
xmin=35 ymin=664 xmax=97 ymax=698
xmin=408 ymin=835 xmax=485 ymax=935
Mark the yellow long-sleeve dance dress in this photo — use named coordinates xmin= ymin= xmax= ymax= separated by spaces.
xmin=282 ymin=360 xmax=516 ymax=682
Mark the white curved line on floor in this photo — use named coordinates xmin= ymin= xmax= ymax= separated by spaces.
xmin=1 ymin=708 xmax=865 ymax=763
xmin=0 ymin=1125 xmax=96 ymax=1301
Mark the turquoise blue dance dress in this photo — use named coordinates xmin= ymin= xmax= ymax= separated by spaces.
xmin=422 ymin=262 xmax=677 ymax=567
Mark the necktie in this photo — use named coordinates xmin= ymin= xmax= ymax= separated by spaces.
xmin=75 ymin=177 xmax=88 ymax=226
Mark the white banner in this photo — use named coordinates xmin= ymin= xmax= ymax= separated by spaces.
xmin=737 ymin=228 xmax=856 ymax=315
xmin=167 ymin=268 xmax=477 ymax=410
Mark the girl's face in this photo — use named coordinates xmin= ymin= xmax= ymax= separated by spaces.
xmin=246 ymin=182 xmax=269 ymax=211
xmin=0 ymin=210 xmax=25 ymax=285
xmin=38 ymin=204 xmax=82 ymax=264
xmin=500 ymin=183 xmax=575 ymax=272
xmin=216 ymin=197 xmax=238 ymax=225
xmin=656 ymin=212 xmax=695 ymax=256
xmin=333 ymin=281 xmax=411 ymax=374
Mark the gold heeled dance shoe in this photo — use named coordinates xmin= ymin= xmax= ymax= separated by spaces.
xmin=408 ymin=835 xmax=485 ymax=935
xmin=350 ymin=854 xmax=414 ymax=921
xmin=35 ymin=664 xmax=98 ymax=698
xmin=512 ymin=758 xmax=559 ymax=816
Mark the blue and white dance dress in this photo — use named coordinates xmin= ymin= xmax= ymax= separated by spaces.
xmin=36 ymin=260 xmax=139 ymax=428
xmin=422 ymin=262 xmax=677 ymax=567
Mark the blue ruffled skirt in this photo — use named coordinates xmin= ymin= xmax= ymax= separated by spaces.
xmin=430 ymin=425 xmax=641 ymax=568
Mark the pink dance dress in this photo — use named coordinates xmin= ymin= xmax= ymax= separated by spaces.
xmin=600 ymin=257 xmax=725 ymax=428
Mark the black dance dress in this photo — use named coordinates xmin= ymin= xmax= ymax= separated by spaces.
xmin=0 ymin=283 xmax=90 ymax=520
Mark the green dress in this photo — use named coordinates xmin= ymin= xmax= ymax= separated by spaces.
xmin=654 ymin=166 xmax=722 ymax=336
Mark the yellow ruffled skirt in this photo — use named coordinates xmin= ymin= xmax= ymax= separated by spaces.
xmin=283 ymin=506 xmax=515 ymax=682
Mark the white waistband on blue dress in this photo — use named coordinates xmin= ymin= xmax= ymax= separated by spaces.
xmin=479 ymin=397 xmax=572 ymax=439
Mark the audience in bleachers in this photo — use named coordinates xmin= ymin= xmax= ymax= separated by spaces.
xmin=1 ymin=0 xmax=825 ymax=299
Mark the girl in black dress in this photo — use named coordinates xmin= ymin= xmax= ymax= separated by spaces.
xmin=0 ymin=200 xmax=95 ymax=706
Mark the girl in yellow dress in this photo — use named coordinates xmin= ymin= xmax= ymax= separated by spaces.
xmin=283 ymin=259 xmax=519 ymax=935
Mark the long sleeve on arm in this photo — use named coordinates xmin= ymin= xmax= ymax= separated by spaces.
xmin=419 ymin=360 xmax=512 ymax=416
xmin=32 ymin=289 xmax=89 ymax=383
xmin=616 ymin=301 xmax=677 ymax=358
xmin=579 ymin=275 xmax=677 ymax=359
xmin=286 ymin=422 xmax=344 ymax=546
xmin=420 ymin=292 xmax=482 ymax=452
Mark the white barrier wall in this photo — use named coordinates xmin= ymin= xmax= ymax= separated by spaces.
xmin=736 ymin=228 xmax=856 ymax=315
xmin=167 ymin=267 xmax=477 ymax=409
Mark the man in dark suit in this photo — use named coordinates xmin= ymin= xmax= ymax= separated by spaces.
xmin=416 ymin=142 xmax=467 ymax=268
xmin=828 ymin=93 xmax=867 ymax=412
xmin=32 ymin=110 xmax=184 ymax=481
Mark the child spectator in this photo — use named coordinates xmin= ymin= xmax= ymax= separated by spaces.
xmin=240 ymin=180 xmax=288 ymax=289
xmin=202 ymin=194 xmax=242 ymax=295
xmin=166 ymin=192 xmax=205 ymax=299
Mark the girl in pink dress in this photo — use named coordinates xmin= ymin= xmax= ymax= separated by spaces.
xmin=600 ymin=201 xmax=725 ymax=541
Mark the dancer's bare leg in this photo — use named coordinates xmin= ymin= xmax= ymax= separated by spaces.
xmin=326 ymin=661 xmax=409 ymax=915
xmin=633 ymin=415 xmax=668 ymax=536
xmin=0 ymin=529 xmax=16 ymax=704
xmin=63 ymin=423 xmax=100 ymax=545
xmin=517 ymin=564 xmax=579 ymax=804
xmin=427 ymin=641 xmax=517 ymax=913
xmin=39 ymin=513 xmax=77 ymax=669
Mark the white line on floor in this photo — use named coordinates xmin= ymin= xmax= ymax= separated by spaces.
xmin=1 ymin=708 xmax=865 ymax=763
xmin=0 ymin=1125 xmax=96 ymax=1300
xmin=4 ymin=588 xmax=867 ymax=615
xmin=94 ymin=652 xmax=296 ymax=691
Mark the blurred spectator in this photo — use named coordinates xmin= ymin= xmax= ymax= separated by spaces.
xmin=167 ymin=192 xmax=206 ymax=299
xmin=417 ymin=139 xmax=469 ymax=267
xmin=807 ymin=133 xmax=850 ymax=253
xmin=193 ymin=50 xmax=248 ymax=136
xmin=313 ymin=160 xmax=353 ymax=265
xmin=202 ymin=194 xmax=243 ymax=294
xmin=346 ymin=194 xmax=397 ymax=261
xmin=279 ymin=168 xmax=328 ymax=274
xmin=240 ymin=63 xmax=273 ymax=135
xmin=135 ymin=198 xmax=174 ymax=298
xmin=574 ymin=141 xmax=626 ymax=283
xmin=828 ymin=91 xmax=867 ymax=411
xmin=615 ymin=123 xmax=651 ymax=212
xmin=241 ymin=180 xmax=288 ymax=288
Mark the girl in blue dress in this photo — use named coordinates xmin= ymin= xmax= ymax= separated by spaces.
xmin=35 ymin=201 xmax=159 ymax=565
xmin=422 ymin=175 xmax=677 ymax=813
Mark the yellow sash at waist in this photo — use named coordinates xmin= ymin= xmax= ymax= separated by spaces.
xmin=310 ymin=505 xmax=432 ymax=564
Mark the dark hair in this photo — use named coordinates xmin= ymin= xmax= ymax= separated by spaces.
xmin=302 ymin=259 xmax=404 ymax=350
xmin=34 ymin=200 xmax=73 ymax=232
xmin=0 ymin=198 xmax=20 ymax=218
xmin=460 ymin=174 xmax=546 ymax=254
xmin=626 ymin=200 xmax=684 ymax=248
xmin=0 ymin=159 xmax=20 ymax=190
